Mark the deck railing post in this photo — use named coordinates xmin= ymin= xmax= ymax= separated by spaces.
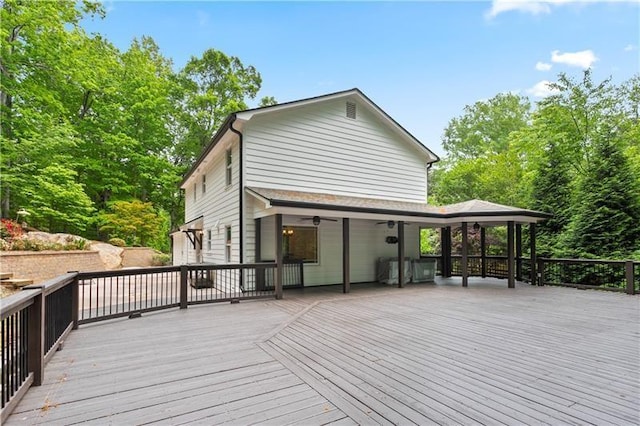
xmin=180 ymin=265 xmax=188 ymax=309
xmin=625 ymin=261 xmax=635 ymax=295
xmin=68 ymin=271 xmax=79 ymax=330
xmin=537 ymin=258 xmax=545 ymax=286
xmin=27 ymin=290 xmax=45 ymax=386
xmin=515 ymin=224 xmax=522 ymax=281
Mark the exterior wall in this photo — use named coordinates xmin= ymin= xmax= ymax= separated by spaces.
xmin=0 ymin=251 xmax=104 ymax=284
xmin=258 ymin=216 xmax=420 ymax=286
xmin=180 ymin=135 xmax=240 ymax=265
xmin=243 ymin=98 xmax=429 ymax=203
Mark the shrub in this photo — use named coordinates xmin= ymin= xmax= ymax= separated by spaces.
xmin=0 ymin=219 xmax=23 ymax=240
xmin=151 ymin=253 xmax=171 ymax=266
xmin=108 ymin=237 xmax=126 ymax=247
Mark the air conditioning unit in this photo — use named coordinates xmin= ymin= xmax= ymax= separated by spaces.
xmin=412 ymin=258 xmax=436 ymax=283
xmin=377 ymin=257 xmax=412 ymax=285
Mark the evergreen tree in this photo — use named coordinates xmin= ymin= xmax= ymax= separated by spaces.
xmin=567 ymin=137 xmax=640 ymax=258
xmin=531 ymin=140 xmax=573 ymax=256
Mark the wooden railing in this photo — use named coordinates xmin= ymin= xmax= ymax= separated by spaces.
xmin=538 ymin=258 xmax=638 ymax=294
xmin=420 ymin=254 xmax=638 ymax=294
xmin=1 ymin=273 xmax=76 ymax=423
xmin=0 ymin=261 xmax=303 ymax=419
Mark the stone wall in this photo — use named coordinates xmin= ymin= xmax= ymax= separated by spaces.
xmin=121 ymin=247 xmax=161 ymax=268
xmin=0 ymin=251 xmax=105 ymax=284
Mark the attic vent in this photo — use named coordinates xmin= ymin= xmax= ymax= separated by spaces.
xmin=346 ymin=101 xmax=356 ymax=119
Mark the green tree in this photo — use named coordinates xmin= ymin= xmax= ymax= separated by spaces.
xmin=98 ymin=200 xmax=164 ymax=248
xmin=566 ymin=137 xmax=640 ymax=258
xmin=441 ymin=92 xmax=531 ymax=160
xmin=174 ymin=48 xmax=262 ymax=166
xmin=530 ymin=140 xmax=573 ymax=256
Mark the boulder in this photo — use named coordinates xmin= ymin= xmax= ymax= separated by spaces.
xmin=25 ymin=231 xmax=88 ymax=246
xmin=88 ymin=242 xmax=124 ymax=270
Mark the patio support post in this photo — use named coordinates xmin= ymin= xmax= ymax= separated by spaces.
xmin=507 ymin=221 xmax=515 ymax=288
xmin=516 ymin=224 xmax=523 ymax=281
xmin=255 ymin=218 xmax=261 ymax=262
xmin=398 ymin=221 xmax=405 ymax=288
xmin=255 ymin=218 xmax=264 ymax=291
xmin=530 ymin=223 xmax=537 ymax=286
xmin=275 ymin=214 xmax=283 ymax=300
xmin=441 ymin=227 xmax=451 ymax=277
xmin=461 ymin=222 xmax=468 ymax=287
xmin=480 ymin=227 xmax=486 ymax=278
xmin=342 ymin=218 xmax=350 ymax=294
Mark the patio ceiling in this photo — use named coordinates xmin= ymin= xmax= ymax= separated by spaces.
xmin=246 ymin=187 xmax=551 ymax=226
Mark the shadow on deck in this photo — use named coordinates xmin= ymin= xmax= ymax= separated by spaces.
xmin=6 ymin=278 xmax=639 ymax=425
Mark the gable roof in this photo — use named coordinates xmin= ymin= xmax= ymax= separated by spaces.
xmin=180 ymin=88 xmax=439 ymax=187
xmin=246 ymin=187 xmax=552 ymax=222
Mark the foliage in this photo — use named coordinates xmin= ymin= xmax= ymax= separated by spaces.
xmin=98 ymin=200 xmax=164 ymax=248
xmin=433 ymin=70 xmax=640 ymax=260
xmin=2 ymin=234 xmax=87 ymax=251
xmin=419 ymin=228 xmax=440 ymax=254
xmin=108 ymin=237 xmax=126 ymax=247
xmin=0 ymin=219 xmax=22 ymax=240
xmin=441 ymin=92 xmax=531 ymax=161
xmin=566 ymin=137 xmax=640 ymax=258
xmin=151 ymin=253 xmax=172 ymax=266
xmin=0 ymin=1 xmax=272 ymax=250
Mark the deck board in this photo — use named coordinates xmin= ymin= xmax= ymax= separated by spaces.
xmin=6 ymin=278 xmax=640 ymax=425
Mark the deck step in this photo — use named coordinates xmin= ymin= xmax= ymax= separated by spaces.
xmin=3 ymin=278 xmax=34 ymax=288
xmin=0 ymin=272 xmax=13 ymax=280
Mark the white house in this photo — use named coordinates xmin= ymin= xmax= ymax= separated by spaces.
xmin=172 ymin=89 xmax=549 ymax=294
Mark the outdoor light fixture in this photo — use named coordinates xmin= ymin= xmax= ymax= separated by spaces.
xmin=312 ymin=216 xmax=321 ymax=226
xmin=282 ymin=228 xmax=294 ymax=235
xmin=473 ymin=222 xmax=481 ymax=232
xmin=387 ymin=220 xmax=395 ymax=229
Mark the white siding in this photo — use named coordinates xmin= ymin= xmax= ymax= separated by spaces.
xmin=244 ymin=98 xmax=428 ymax=202
xmin=182 ymin=138 xmax=241 ymax=264
xmin=259 ymin=217 xmax=420 ymax=286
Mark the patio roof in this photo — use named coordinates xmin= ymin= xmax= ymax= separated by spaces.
xmin=246 ymin=187 xmax=551 ymax=224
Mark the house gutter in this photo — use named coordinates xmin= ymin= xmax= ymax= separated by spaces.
xmin=229 ymin=114 xmax=244 ymax=263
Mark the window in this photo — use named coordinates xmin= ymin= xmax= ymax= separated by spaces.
xmin=193 ymin=183 xmax=197 ymax=202
xmin=225 ymin=149 xmax=232 ymax=186
xmin=202 ymin=174 xmax=206 ymax=194
xmin=207 ymin=229 xmax=212 ymax=250
xmin=282 ymin=226 xmax=318 ymax=263
xmin=225 ymin=226 xmax=231 ymax=262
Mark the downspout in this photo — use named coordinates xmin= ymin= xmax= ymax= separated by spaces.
xmin=426 ymin=162 xmax=433 ymax=201
xmin=229 ymin=114 xmax=244 ymax=263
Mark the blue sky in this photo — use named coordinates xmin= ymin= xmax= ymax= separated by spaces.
xmin=83 ymin=1 xmax=640 ymax=155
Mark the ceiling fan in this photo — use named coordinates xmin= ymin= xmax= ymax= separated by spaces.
xmin=376 ymin=220 xmax=410 ymax=229
xmin=300 ymin=215 xmax=338 ymax=226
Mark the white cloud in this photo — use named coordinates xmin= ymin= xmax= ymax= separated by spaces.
xmin=624 ymin=44 xmax=637 ymax=52
xmin=485 ymin=0 xmax=636 ymax=19
xmin=535 ymin=61 xmax=553 ymax=71
xmin=551 ymin=49 xmax=598 ymax=68
xmin=486 ymin=1 xmax=550 ymax=18
xmin=527 ymin=80 xmax=560 ymax=98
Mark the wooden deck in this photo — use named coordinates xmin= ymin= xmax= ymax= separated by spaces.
xmin=6 ymin=278 xmax=640 ymax=425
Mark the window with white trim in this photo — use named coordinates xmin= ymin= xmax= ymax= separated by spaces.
xmin=225 ymin=226 xmax=231 ymax=262
xmin=225 ymin=149 xmax=232 ymax=186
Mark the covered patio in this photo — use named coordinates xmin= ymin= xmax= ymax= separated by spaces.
xmin=247 ymin=187 xmax=551 ymax=298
